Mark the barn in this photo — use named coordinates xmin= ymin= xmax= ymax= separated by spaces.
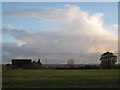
xmin=12 ymin=59 xmax=32 ymax=69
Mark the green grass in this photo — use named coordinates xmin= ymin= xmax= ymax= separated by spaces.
xmin=2 ymin=69 xmax=118 ymax=88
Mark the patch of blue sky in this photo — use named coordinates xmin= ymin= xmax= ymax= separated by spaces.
xmin=2 ymin=2 xmax=63 ymax=12
xmin=2 ymin=33 xmax=20 ymax=42
xmin=3 ymin=16 xmax=64 ymax=32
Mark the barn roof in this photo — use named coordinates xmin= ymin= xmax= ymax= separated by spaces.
xmin=12 ymin=59 xmax=32 ymax=61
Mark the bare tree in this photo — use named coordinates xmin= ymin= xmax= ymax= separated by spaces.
xmin=67 ymin=59 xmax=74 ymax=68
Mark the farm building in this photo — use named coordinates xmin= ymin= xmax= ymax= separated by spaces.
xmin=12 ymin=59 xmax=42 ymax=69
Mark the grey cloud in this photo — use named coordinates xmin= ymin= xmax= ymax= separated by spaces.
xmin=2 ymin=27 xmax=117 ymax=64
xmin=3 ymin=5 xmax=88 ymax=22
xmin=3 ymin=8 xmax=67 ymax=21
xmin=2 ymin=42 xmax=101 ymax=64
xmin=2 ymin=5 xmax=118 ymax=64
xmin=2 ymin=27 xmax=9 ymax=33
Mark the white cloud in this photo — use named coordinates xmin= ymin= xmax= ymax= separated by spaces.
xmin=3 ymin=5 xmax=118 ymax=63
xmin=17 ymin=42 xmax=26 ymax=47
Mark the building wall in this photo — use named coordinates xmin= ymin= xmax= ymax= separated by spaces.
xmin=12 ymin=59 xmax=32 ymax=69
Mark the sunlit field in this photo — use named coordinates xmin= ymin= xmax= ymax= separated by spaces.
xmin=2 ymin=69 xmax=118 ymax=88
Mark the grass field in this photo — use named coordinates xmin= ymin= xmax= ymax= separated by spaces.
xmin=2 ymin=69 xmax=118 ymax=88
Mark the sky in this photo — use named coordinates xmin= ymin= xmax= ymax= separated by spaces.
xmin=2 ymin=2 xmax=118 ymax=64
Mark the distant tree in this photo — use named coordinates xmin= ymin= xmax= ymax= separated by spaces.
xmin=100 ymin=51 xmax=117 ymax=69
xmin=67 ymin=59 xmax=74 ymax=68
xmin=5 ymin=63 xmax=11 ymax=69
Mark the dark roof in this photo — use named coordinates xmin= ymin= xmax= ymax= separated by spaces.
xmin=12 ymin=59 xmax=32 ymax=64
xmin=12 ymin=59 xmax=32 ymax=61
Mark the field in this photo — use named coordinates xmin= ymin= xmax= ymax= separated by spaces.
xmin=2 ymin=69 xmax=118 ymax=88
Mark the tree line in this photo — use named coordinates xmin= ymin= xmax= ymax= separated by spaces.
xmin=2 ymin=51 xmax=119 ymax=70
xmin=67 ymin=51 xmax=118 ymax=69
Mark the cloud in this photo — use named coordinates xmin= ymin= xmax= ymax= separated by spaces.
xmin=2 ymin=42 xmax=102 ymax=64
xmin=3 ymin=5 xmax=89 ymax=22
xmin=3 ymin=5 xmax=118 ymax=64
xmin=112 ymin=24 xmax=118 ymax=30
xmin=17 ymin=42 xmax=26 ymax=47
xmin=3 ymin=51 xmax=10 ymax=56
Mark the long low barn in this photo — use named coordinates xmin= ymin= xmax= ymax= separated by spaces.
xmin=12 ymin=59 xmax=32 ymax=69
